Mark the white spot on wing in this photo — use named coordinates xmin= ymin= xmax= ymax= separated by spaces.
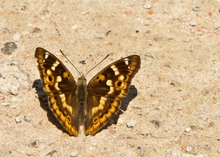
xmin=124 ymin=58 xmax=129 ymax=65
xmin=57 ymin=76 xmax=62 ymax=82
xmin=118 ymin=75 xmax=124 ymax=81
xmin=60 ymin=93 xmax=65 ymax=98
xmin=106 ymin=80 xmax=113 ymax=86
xmin=47 ymin=69 xmax=52 ymax=75
xmin=54 ymin=82 xmax=60 ymax=90
xmin=111 ymin=65 xmax=119 ymax=75
xmin=51 ymin=66 xmax=55 ymax=71
xmin=51 ymin=61 xmax=60 ymax=71
xmin=45 ymin=52 xmax=49 ymax=59
xmin=92 ymin=97 xmax=107 ymax=115
xmin=108 ymin=87 xmax=114 ymax=94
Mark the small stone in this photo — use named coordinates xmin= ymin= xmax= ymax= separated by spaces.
xmin=22 ymin=31 xmax=29 ymax=36
xmin=32 ymin=27 xmax=41 ymax=33
xmin=15 ymin=116 xmax=22 ymax=123
xmin=192 ymin=4 xmax=201 ymax=11
xmin=169 ymin=148 xmax=181 ymax=157
xmin=143 ymin=2 xmax=152 ymax=9
xmin=46 ymin=150 xmax=57 ymax=157
xmin=150 ymin=120 xmax=161 ymax=127
xmin=126 ymin=119 xmax=136 ymax=128
xmin=117 ymin=117 xmax=124 ymax=125
xmin=79 ymin=60 xmax=86 ymax=65
xmin=185 ymin=127 xmax=191 ymax=133
xmin=10 ymin=86 xmax=18 ymax=95
xmin=137 ymin=146 xmax=144 ymax=157
xmin=1 ymin=42 xmax=17 ymax=55
xmin=1 ymin=102 xmax=9 ymax=107
xmin=70 ymin=150 xmax=79 ymax=157
xmin=28 ymin=140 xmax=39 ymax=148
xmin=199 ymin=114 xmax=208 ymax=121
xmin=13 ymin=34 xmax=20 ymax=42
xmin=24 ymin=116 xmax=31 ymax=122
xmin=21 ymin=5 xmax=26 ymax=11
xmin=72 ymin=24 xmax=78 ymax=30
xmin=35 ymin=93 xmax=39 ymax=99
xmin=186 ymin=146 xmax=193 ymax=152
xmin=11 ymin=104 xmax=18 ymax=109
xmin=190 ymin=22 xmax=196 ymax=27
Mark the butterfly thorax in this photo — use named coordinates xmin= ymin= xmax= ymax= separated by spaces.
xmin=76 ymin=75 xmax=87 ymax=127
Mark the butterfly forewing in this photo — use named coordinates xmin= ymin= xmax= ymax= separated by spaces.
xmin=35 ymin=47 xmax=80 ymax=136
xmin=84 ymin=55 xmax=140 ymax=135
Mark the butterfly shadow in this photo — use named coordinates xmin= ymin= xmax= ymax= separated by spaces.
xmin=33 ymin=79 xmax=67 ymax=134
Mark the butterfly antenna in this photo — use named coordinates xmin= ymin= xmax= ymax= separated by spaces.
xmin=85 ymin=54 xmax=109 ymax=77
xmin=59 ymin=50 xmax=81 ymax=76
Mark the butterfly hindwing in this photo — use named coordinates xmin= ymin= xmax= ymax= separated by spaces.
xmin=84 ymin=55 xmax=140 ymax=135
xmin=35 ymin=47 xmax=80 ymax=136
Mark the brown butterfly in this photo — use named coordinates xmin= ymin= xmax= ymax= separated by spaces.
xmin=35 ymin=47 xmax=140 ymax=136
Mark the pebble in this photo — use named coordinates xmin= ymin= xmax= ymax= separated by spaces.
xmin=1 ymin=102 xmax=10 ymax=107
xmin=35 ymin=93 xmax=39 ymax=99
xmin=199 ymin=114 xmax=208 ymax=121
xmin=32 ymin=27 xmax=41 ymax=33
xmin=190 ymin=22 xmax=197 ymax=27
xmin=186 ymin=146 xmax=193 ymax=152
xmin=126 ymin=119 xmax=136 ymax=128
xmin=28 ymin=140 xmax=39 ymax=148
xmin=169 ymin=148 xmax=181 ymax=157
xmin=143 ymin=2 xmax=152 ymax=9
xmin=150 ymin=120 xmax=161 ymax=127
xmin=13 ymin=34 xmax=20 ymax=42
xmin=10 ymin=86 xmax=18 ymax=95
xmin=24 ymin=115 xmax=31 ymax=122
xmin=70 ymin=150 xmax=79 ymax=157
xmin=22 ymin=31 xmax=29 ymax=36
xmin=192 ymin=4 xmax=201 ymax=11
xmin=46 ymin=150 xmax=57 ymax=157
xmin=15 ymin=116 xmax=22 ymax=123
xmin=1 ymin=42 xmax=17 ymax=55
xmin=137 ymin=146 xmax=144 ymax=156
xmin=184 ymin=127 xmax=191 ymax=133
xmin=117 ymin=117 xmax=124 ymax=125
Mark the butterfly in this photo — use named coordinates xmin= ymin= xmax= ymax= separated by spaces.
xmin=35 ymin=47 xmax=140 ymax=136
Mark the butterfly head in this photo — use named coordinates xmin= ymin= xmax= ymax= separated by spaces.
xmin=77 ymin=75 xmax=87 ymax=86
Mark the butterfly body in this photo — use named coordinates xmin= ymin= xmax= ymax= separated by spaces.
xmin=35 ymin=47 xmax=140 ymax=136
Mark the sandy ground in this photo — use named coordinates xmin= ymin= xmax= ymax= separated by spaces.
xmin=0 ymin=0 xmax=220 ymax=157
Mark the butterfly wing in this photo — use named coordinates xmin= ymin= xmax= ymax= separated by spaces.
xmin=35 ymin=47 xmax=80 ymax=136
xmin=84 ymin=55 xmax=141 ymax=135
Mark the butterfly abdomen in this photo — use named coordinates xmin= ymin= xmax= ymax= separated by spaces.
xmin=76 ymin=76 xmax=88 ymax=129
